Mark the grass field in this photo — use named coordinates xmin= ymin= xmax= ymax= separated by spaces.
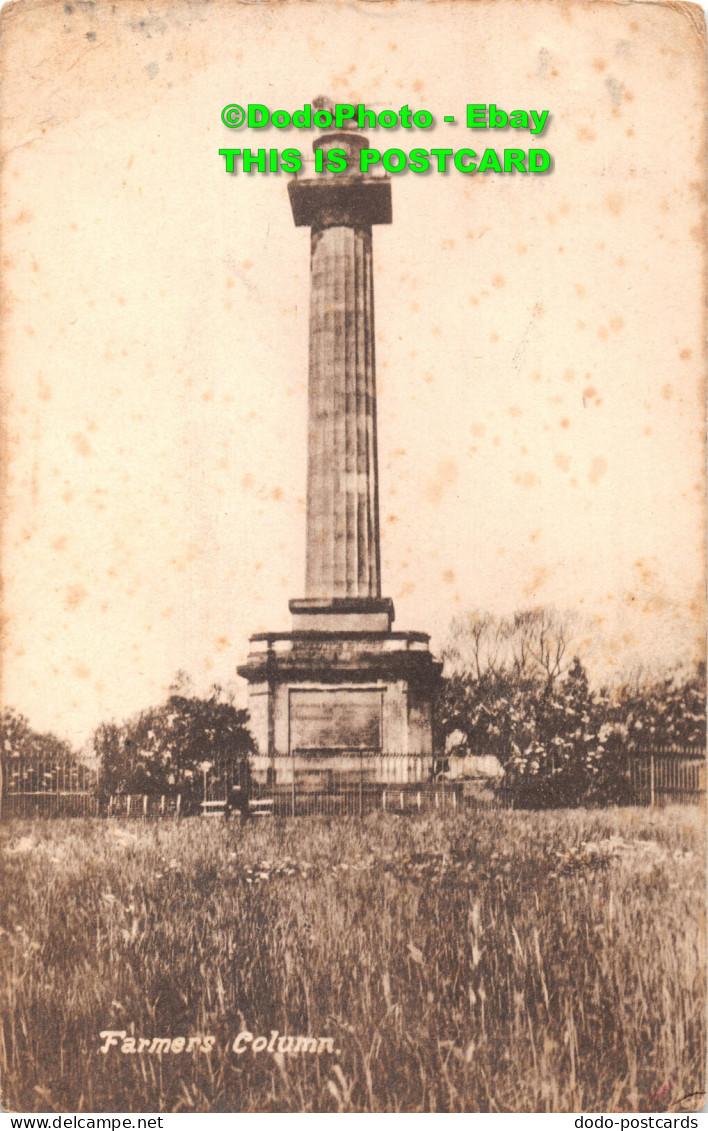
xmin=1 ymin=807 xmax=705 ymax=1113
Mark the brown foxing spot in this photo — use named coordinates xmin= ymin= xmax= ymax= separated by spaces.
xmin=555 ymin=453 xmax=571 ymax=472
xmin=576 ymin=126 xmax=596 ymax=142
xmin=605 ymin=193 xmax=624 ymax=216
xmin=680 ymin=348 xmax=692 ymax=361
xmin=492 ymin=275 xmax=505 ymax=289
xmin=661 ymin=384 xmax=673 ymax=401
xmin=470 ymin=422 xmax=486 ymax=437
xmin=610 ymin=317 xmax=624 ymax=332
xmin=72 ymin=433 xmax=92 ymax=457
xmin=589 ymin=456 xmax=607 ymax=484
xmin=442 ymin=570 xmax=455 ymax=585
xmin=523 ymin=566 xmax=549 ymax=597
xmin=425 ymin=460 xmax=458 ymax=504
xmin=65 ymin=584 xmax=87 ymax=611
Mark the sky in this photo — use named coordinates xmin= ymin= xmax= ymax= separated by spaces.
xmin=1 ymin=0 xmax=705 ymax=746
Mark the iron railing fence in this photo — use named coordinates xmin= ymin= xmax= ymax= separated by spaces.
xmin=628 ymin=746 xmax=706 ymax=807
xmin=2 ymin=747 xmax=705 ymax=817
xmin=1 ymin=757 xmax=98 ymax=818
xmin=249 ymin=779 xmax=465 ymax=817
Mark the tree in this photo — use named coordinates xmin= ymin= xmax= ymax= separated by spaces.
xmin=437 ymin=607 xmax=579 ymax=767
xmin=95 ymin=688 xmax=254 ymax=813
xmin=0 ymin=709 xmax=88 ymax=804
xmin=439 ymin=605 xmax=706 ymax=807
xmin=609 ymin=661 xmax=706 ymax=751
xmin=442 ymin=607 xmax=575 ymax=686
xmin=438 ymin=608 xmax=638 ymax=807
xmin=503 ymin=656 xmax=603 ymax=807
xmin=1 ymin=708 xmax=75 ymax=763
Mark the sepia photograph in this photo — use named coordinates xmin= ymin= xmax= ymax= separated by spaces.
xmin=0 ymin=0 xmax=706 ymax=1115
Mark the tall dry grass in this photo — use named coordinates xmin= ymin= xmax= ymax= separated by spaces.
xmin=1 ymin=807 xmax=704 ymax=1113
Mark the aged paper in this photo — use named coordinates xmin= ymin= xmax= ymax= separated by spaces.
xmin=0 ymin=0 xmax=705 ymax=1115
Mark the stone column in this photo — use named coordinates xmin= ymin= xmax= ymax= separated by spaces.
xmin=307 ymin=221 xmax=379 ymax=598
xmin=238 ymin=126 xmax=442 ymax=773
xmin=288 ymin=132 xmax=394 ymax=631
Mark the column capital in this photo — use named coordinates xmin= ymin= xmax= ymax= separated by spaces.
xmin=288 ymin=176 xmax=392 ymax=229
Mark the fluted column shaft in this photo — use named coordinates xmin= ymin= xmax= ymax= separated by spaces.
xmin=306 ymin=223 xmax=381 ymax=599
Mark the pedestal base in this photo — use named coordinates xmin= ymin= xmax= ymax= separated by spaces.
xmin=289 ymin=596 xmax=394 ymax=633
xmin=237 ymin=627 xmax=441 ymax=785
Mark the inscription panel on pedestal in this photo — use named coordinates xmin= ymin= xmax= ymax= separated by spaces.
xmin=289 ymin=688 xmax=383 ymax=753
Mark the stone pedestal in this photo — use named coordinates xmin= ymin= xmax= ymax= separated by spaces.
xmin=238 ymin=127 xmax=440 ymax=782
xmin=238 ymin=630 xmax=439 ymax=784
